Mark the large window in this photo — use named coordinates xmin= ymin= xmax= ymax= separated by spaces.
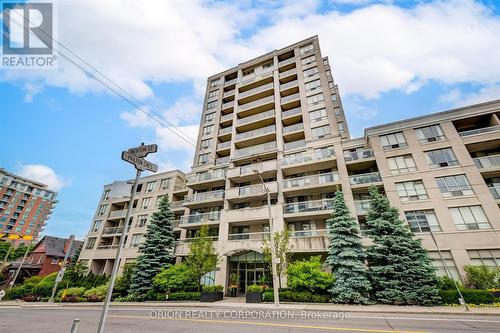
xmin=202 ymin=125 xmax=214 ymax=136
xmin=467 ymin=249 xmax=500 ymax=267
xmin=304 ymin=79 xmax=321 ymax=92
xmin=85 ymin=237 xmax=96 ymax=250
xmin=436 ymin=174 xmax=473 ymax=197
xmin=338 ymin=122 xmax=345 ymax=133
xmin=387 ymin=154 xmax=417 ymax=175
xmin=311 ymin=125 xmax=331 ymax=139
xmin=145 ymin=181 xmax=156 ymax=193
xmin=450 ymin=206 xmax=490 ymax=230
xmin=92 ymin=220 xmax=102 ymax=232
xmin=207 ymin=90 xmax=219 ymax=99
xmin=405 ymin=210 xmax=440 ymax=232
xmin=396 ymin=180 xmax=428 ymax=201
xmin=301 ymin=55 xmax=316 ymax=65
xmin=415 ymin=124 xmax=445 ymax=143
xmin=204 ymin=112 xmax=215 ymax=123
xmin=130 ymin=234 xmax=142 ymax=248
xmin=198 ymin=153 xmax=209 ymax=165
xmin=428 ymin=251 xmax=460 ymax=280
xmin=210 ymin=79 xmax=219 ymax=87
xmin=307 ymin=93 xmax=324 ymax=106
xmin=299 ymin=43 xmax=314 ymax=55
xmin=426 ymin=148 xmax=459 ymax=168
xmin=136 ymin=214 xmax=148 ymax=228
xmin=98 ymin=204 xmax=107 ymax=215
xmin=200 ymin=138 xmax=212 ymax=150
xmin=141 ymin=197 xmax=152 ymax=210
xmin=303 ymin=67 xmax=319 ymax=78
xmin=380 ymin=132 xmax=407 ymax=150
xmin=309 ymin=108 xmax=327 ymax=122
xmin=207 ymin=101 xmax=217 ymax=109
xmin=160 ymin=178 xmax=170 ymax=190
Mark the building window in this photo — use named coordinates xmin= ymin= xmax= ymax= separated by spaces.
xmin=102 ymin=190 xmax=110 ymax=200
xmin=299 ymin=43 xmax=314 ymax=55
xmin=202 ymin=125 xmax=214 ymax=136
xmin=51 ymin=257 xmax=59 ymax=265
xmin=436 ymin=174 xmax=473 ymax=197
xmin=205 ymin=112 xmax=215 ymax=123
xmin=307 ymin=93 xmax=324 ymax=106
xmin=426 ymin=148 xmax=459 ymax=168
xmin=136 ymin=214 xmax=148 ymax=228
xmin=262 ymin=61 xmax=273 ymax=69
xmin=387 ymin=154 xmax=417 ymax=175
xmin=337 ymin=122 xmax=345 ymax=133
xmin=405 ymin=210 xmax=440 ymax=233
xmin=309 ymin=108 xmax=327 ymax=122
xmin=207 ymin=90 xmax=219 ymax=99
xmin=200 ymin=139 xmax=212 ymax=150
xmin=380 ymin=132 xmax=408 ymax=150
xmin=304 ymin=79 xmax=321 ymax=92
xmin=301 ymin=55 xmax=316 ymax=65
xmin=428 ymin=251 xmax=461 ymax=280
xmin=311 ymin=125 xmax=331 ymax=139
xmin=242 ymin=68 xmax=254 ymax=76
xmin=467 ymin=249 xmax=500 ymax=267
xmin=145 ymin=181 xmax=156 ymax=193
xmin=331 ymin=93 xmax=337 ymax=102
xmin=98 ymin=204 xmax=107 ymax=216
xmin=160 ymin=178 xmax=170 ymax=190
xmin=450 ymin=205 xmax=490 ymax=230
xmin=303 ymin=67 xmax=319 ymax=78
xmin=130 ymin=234 xmax=142 ymax=248
xmin=210 ymin=79 xmax=219 ymax=87
xmin=141 ymin=197 xmax=152 ymax=210
xmin=198 ymin=153 xmax=209 ymax=165
xmin=86 ymin=237 xmax=96 ymax=250
xmin=415 ymin=124 xmax=445 ymax=143
xmin=207 ymin=101 xmax=217 ymax=109
xmin=92 ymin=220 xmax=102 ymax=232
xmin=334 ymin=107 xmax=340 ymax=117
xmin=396 ymin=180 xmax=428 ymax=201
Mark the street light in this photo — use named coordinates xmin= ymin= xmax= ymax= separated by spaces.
xmin=253 ymin=169 xmax=280 ymax=306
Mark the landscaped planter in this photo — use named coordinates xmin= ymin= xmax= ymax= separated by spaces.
xmin=200 ymin=291 xmax=223 ymax=302
xmin=229 ymin=287 xmax=238 ymax=297
xmin=246 ymin=292 xmax=262 ymax=303
xmin=492 ymin=290 xmax=500 ymax=298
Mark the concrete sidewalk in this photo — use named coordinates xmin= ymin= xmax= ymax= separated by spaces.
xmin=1 ymin=299 xmax=499 ymax=316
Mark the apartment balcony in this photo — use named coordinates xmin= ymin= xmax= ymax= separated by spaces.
xmin=354 ymin=200 xmax=371 ymax=215
xmin=233 ymin=141 xmax=277 ymax=160
xmin=280 ymin=79 xmax=299 ymax=92
xmin=218 ymin=126 xmax=232 ymax=141
xmin=180 ymin=211 xmax=221 ymax=226
xmin=283 ymin=172 xmax=340 ymax=193
xmin=238 ymin=95 xmax=275 ymax=115
xmin=183 ymin=190 xmax=224 ymax=208
xmin=102 ymin=226 xmax=124 ymax=235
xmin=459 ymin=125 xmax=500 ymax=137
xmin=96 ymin=244 xmax=119 ymax=250
xmin=289 ymin=229 xmax=327 ymax=252
xmin=283 ymin=199 xmax=333 ymax=217
xmin=239 ymin=70 xmax=273 ymax=88
xmin=279 ymin=68 xmax=297 ymax=80
xmin=187 ymin=169 xmax=226 ymax=189
xmin=349 ymin=172 xmax=382 ymax=187
xmin=283 ymin=139 xmax=306 ymax=152
xmin=238 ymin=82 xmax=274 ymax=100
xmin=278 ymin=57 xmax=296 ymax=68
xmin=344 ymin=149 xmax=375 ymax=163
xmin=282 ymin=123 xmax=304 ymax=141
xmin=224 ymin=78 xmax=237 ymax=87
xmin=221 ymin=101 xmax=234 ymax=112
xmin=235 ymin=124 xmax=276 ymax=147
xmin=228 ymin=231 xmax=269 ymax=241
xmin=227 ymin=159 xmax=277 ymax=179
xmin=281 ymin=107 xmax=302 ymax=121
xmin=217 ymin=141 xmax=231 ymax=152
xmin=170 ymin=201 xmax=185 ymax=211
xmin=222 ymin=90 xmax=235 ymax=99
xmin=224 ymin=206 xmax=277 ymax=223
xmin=281 ymin=92 xmax=300 ymax=106
xmin=175 ymin=238 xmax=218 ymax=256
xmin=281 ymin=148 xmax=335 ymax=175
xmin=215 ymin=156 xmax=230 ymax=165
xmin=226 ymin=182 xmax=278 ymax=201
xmin=220 ymin=113 xmax=233 ymax=125
xmin=171 ymin=219 xmax=181 ymax=229
xmin=236 ymin=110 xmax=275 ymax=131
xmin=473 ymin=154 xmax=500 ymax=175
xmin=108 ymin=209 xmax=133 ymax=220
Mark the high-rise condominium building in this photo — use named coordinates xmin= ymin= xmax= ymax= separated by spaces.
xmin=0 ymin=168 xmax=57 ymax=242
xmin=81 ymin=36 xmax=500 ymax=293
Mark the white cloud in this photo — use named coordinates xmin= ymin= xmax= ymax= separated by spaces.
xmin=17 ymin=164 xmax=70 ymax=191
xmin=440 ymin=84 xmax=500 ymax=107
xmin=23 ymin=83 xmax=42 ymax=103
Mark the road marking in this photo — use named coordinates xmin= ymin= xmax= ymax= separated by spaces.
xmin=108 ymin=314 xmax=430 ymax=333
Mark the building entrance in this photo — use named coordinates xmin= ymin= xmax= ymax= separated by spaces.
xmin=228 ymin=250 xmax=270 ymax=294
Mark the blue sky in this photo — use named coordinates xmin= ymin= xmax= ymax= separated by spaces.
xmin=1 ymin=0 xmax=500 ymax=240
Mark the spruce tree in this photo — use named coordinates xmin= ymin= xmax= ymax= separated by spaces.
xmin=365 ymin=186 xmax=440 ymax=306
xmin=129 ymin=195 xmax=175 ymax=297
xmin=326 ymin=191 xmax=371 ymax=304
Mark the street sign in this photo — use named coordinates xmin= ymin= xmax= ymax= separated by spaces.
xmin=121 ymin=151 xmax=158 ymax=173
xmin=0 ymin=234 xmax=33 ymax=241
xmin=128 ymin=143 xmax=158 ymax=158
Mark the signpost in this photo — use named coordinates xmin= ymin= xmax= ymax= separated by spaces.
xmin=49 ymin=234 xmax=75 ymax=302
xmin=97 ymin=143 xmax=158 ymax=333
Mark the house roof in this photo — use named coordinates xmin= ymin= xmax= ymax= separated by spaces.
xmin=35 ymin=236 xmax=83 ymax=258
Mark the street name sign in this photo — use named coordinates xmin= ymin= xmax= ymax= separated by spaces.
xmin=121 ymin=150 xmax=158 ymax=173
xmin=128 ymin=144 xmax=158 ymax=158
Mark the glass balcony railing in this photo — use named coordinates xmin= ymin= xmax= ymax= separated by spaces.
xmin=473 ymin=154 xmax=500 ymax=169
xmin=239 ymin=95 xmax=275 ymax=112
xmin=224 ymin=78 xmax=237 ymax=86
xmin=187 ymin=169 xmax=226 ymax=183
xmin=180 ymin=211 xmax=221 ymax=224
xmin=170 ymin=201 xmax=184 ymax=210
xmin=228 ymin=231 xmax=269 ymax=241
xmin=283 ymin=199 xmax=333 ymax=214
xmin=238 ymin=183 xmax=266 ymax=196
xmin=221 ymin=101 xmax=234 ymax=110
xmin=279 ymin=68 xmax=297 ymax=79
xmin=216 ymin=156 xmax=230 ymax=165
xmin=354 ymin=200 xmax=371 ymax=214
xmin=282 ymin=107 xmax=301 ymax=118
xmin=281 ymin=92 xmax=300 ymax=104
xmin=238 ymin=82 xmax=274 ymax=99
xmin=283 ymin=172 xmax=340 ymax=189
xmin=489 ymin=186 xmax=500 ymax=199
xmin=97 ymin=244 xmax=119 ymax=250
xmin=219 ymin=126 xmax=232 ymax=135
xmin=280 ymin=80 xmax=298 ymax=90
xmin=217 ymin=141 xmax=231 ymax=150
xmin=237 ymin=110 xmax=275 ymax=126
xmin=235 ymin=124 xmax=276 ymax=141
xmin=289 ymin=229 xmax=326 ymax=238
xmin=171 ymin=219 xmax=180 ymax=228
xmin=284 ymin=139 xmax=306 ymax=151
xmin=282 ymin=148 xmax=335 ymax=166
xmin=344 ymin=149 xmax=374 ymax=161
xmin=234 ymin=141 xmax=277 ymax=158
xmin=278 ymin=57 xmax=295 ymax=67
xmin=185 ymin=190 xmax=224 ymax=203
xmin=283 ymin=122 xmax=304 ymax=134
xmin=349 ymin=172 xmax=382 ymax=185
xmin=458 ymin=125 xmax=500 ymax=137
xmin=220 ymin=113 xmax=233 ymax=122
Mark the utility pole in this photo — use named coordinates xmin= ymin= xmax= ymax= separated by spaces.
xmin=97 ymin=143 xmax=158 ymax=333
xmin=49 ymin=234 xmax=75 ymax=302
xmin=8 ymin=238 xmax=34 ymax=290
xmin=1 ymin=239 xmax=13 ymax=269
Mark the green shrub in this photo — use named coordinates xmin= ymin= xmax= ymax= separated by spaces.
xmin=247 ymin=284 xmax=263 ymax=293
xmin=84 ymin=284 xmax=108 ymax=302
xmin=5 ymin=282 xmax=37 ymax=300
xmin=57 ymin=287 xmax=86 ymax=298
xmin=464 ymin=265 xmax=500 ymax=290
xmin=167 ymin=291 xmax=200 ymax=301
xmin=439 ymin=289 xmax=496 ymax=305
xmin=153 ymin=263 xmax=197 ymax=293
xmin=437 ymin=276 xmax=462 ymax=290
xmin=114 ymin=262 xmax=136 ymax=297
xmin=22 ymin=275 xmax=44 ymax=285
xmin=287 ymin=256 xmax=334 ymax=293
xmin=114 ymin=294 xmax=138 ymax=302
xmin=32 ymin=273 xmax=58 ymax=297
xmin=263 ymin=290 xmax=330 ymax=303
xmin=202 ymin=285 xmax=223 ymax=293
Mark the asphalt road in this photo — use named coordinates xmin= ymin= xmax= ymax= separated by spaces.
xmin=0 ymin=304 xmax=499 ymax=333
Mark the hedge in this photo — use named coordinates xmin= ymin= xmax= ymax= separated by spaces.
xmin=263 ymin=290 xmax=330 ymax=303
xmin=167 ymin=292 xmax=200 ymax=301
xmin=439 ymin=289 xmax=496 ymax=305
xmin=201 ymin=285 xmax=223 ymax=293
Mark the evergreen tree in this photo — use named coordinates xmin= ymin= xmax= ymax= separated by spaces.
xmin=326 ymin=191 xmax=371 ymax=304
xmin=365 ymin=186 xmax=440 ymax=306
xmin=129 ymin=196 xmax=175 ymax=297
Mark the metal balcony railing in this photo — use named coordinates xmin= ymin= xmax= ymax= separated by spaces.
xmin=283 ymin=199 xmax=333 ymax=214
xmin=235 ymin=124 xmax=276 ymax=141
xmin=283 ymin=139 xmax=306 ymax=151
xmin=102 ymin=226 xmax=124 ymax=234
xmin=283 ymin=172 xmax=340 ymax=189
xmin=187 ymin=169 xmax=226 ymax=183
xmin=180 ymin=211 xmax=221 ymax=224
xmin=344 ymin=149 xmax=374 ymax=161
xmin=283 ymin=122 xmax=304 ymax=134
xmin=234 ymin=141 xmax=277 ymax=158
xmin=185 ymin=190 xmax=224 ymax=203
xmin=228 ymin=231 xmax=269 ymax=241
xmin=473 ymin=154 xmax=500 ymax=169
xmin=349 ymin=172 xmax=382 ymax=185
xmin=282 ymin=148 xmax=335 ymax=166
xmin=239 ymin=95 xmax=275 ymax=112
xmin=458 ymin=125 xmax=500 ymax=137
xmin=237 ymin=110 xmax=275 ymax=126
xmin=282 ymin=107 xmax=301 ymax=118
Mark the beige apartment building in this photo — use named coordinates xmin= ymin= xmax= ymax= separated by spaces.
xmin=81 ymin=36 xmax=500 ymax=293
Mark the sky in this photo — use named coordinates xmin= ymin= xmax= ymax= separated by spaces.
xmin=1 ymin=0 xmax=500 ymax=240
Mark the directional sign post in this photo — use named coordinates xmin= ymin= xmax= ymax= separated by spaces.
xmin=97 ymin=143 xmax=158 ymax=333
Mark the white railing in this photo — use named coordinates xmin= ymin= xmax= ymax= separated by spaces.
xmin=180 ymin=211 xmax=221 ymax=224
xmin=473 ymin=154 xmax=500 ymax=169
xmin=234 ymin=141 xmax=277 ymax=158
xmin=282 ymin=148 xmax=335 ymax=166
xmin=283 ymin=122 xmax=304 ymax=134
xmin=185 ymin=190 xmax=224 ymax=203
xmin=283 ymin=199 xmax=333 ymax=214
xmin=282 ymin=107 xmax=301 ymax=118
xmin=283 ymin=172 xmax=340 ymax=189
xmin=281 ymin=92 xmax=300 ymax=104
xmin=239 ymin=95 xmax=275 ymax=112
xmin=228 ymin=231 xmax=270 ymax=241
xmin=354 ymin=200 xmax=371 ymax=214
xmin=238 ymin=82 xmax=274 ymax=99
xmin=283 ymin=139 xmax=306 ymax=151
xmin=349 ymin=172 xmax=382 ymax=185
xmin=238 ymin=183 xmax=266 ymax=196
xmin=187 ymin=169 xmax=226 ymax=183
xmin=237 ymin=110 xmax=275 ymax=126
xmin=458 ymin=125 xmax=500 ymax=137
xmin=344 ymin=149 xmax=374 ymax=161
xmin=235 ymin=124 xmax=276 ymax=141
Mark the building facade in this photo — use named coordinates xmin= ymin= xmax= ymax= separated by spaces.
xmin=0 ymin=169 xmax=57 ymax=242
xmin=80 ymin=36 xmax=500 ymax=294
